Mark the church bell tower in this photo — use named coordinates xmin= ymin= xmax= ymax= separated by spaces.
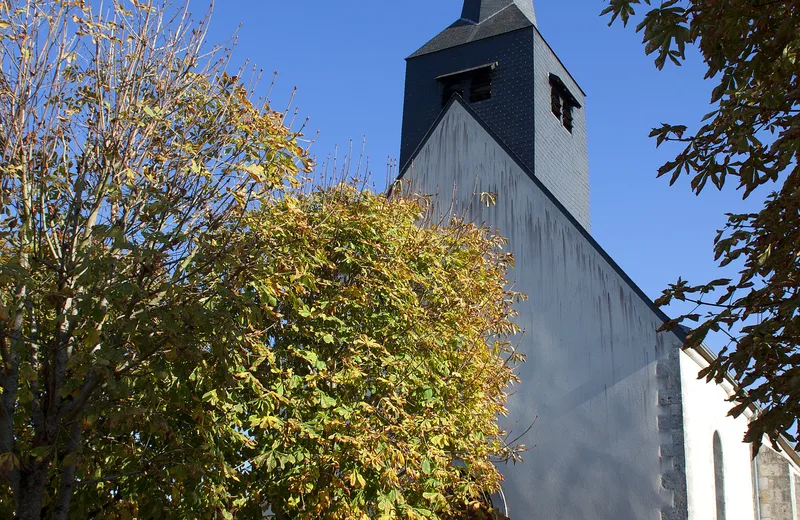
xmin=399 ymin=0 xmax=591 ymax=230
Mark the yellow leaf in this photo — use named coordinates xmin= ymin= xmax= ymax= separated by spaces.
xmin=243 ymin=164 xmax=265 ymax=181
xmin=349 ymin=470 xmax=366 ymax=489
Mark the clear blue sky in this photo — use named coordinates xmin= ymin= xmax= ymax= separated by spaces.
xmin=204 ymin=0 xmax=765 ymax=348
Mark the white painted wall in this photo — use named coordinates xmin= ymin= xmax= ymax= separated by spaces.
xmin=680 ymin=349 xmax=756 ymax=520
xmin=402 ymin=101 xmax=684 ymax=520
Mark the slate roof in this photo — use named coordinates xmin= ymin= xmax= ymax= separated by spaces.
xmin=408 ymin=1 xmax=537 ymax=59
xmin=462 ymin=0 xmax=536 ymax=24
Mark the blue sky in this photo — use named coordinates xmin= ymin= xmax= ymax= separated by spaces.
xmin=204 ymin=0 xmax=766 ymax=349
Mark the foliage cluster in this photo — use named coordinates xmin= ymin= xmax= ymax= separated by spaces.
xmin=603 ymin=0 xmax=800 ymax=448
xmin=198 ymin=186 xmax=523 ymax=519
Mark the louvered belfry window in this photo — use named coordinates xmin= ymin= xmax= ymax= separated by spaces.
xmin=437 ymin=62 xmax=497 ymax=107
xmin=551 ymin=87 xmax=562 ymax=119
xmin=549 ymin=73 xmax=580 ymax=134
xmin=562 ymin=103 xmax=573 ymax=132
xmin=441 ymin=81 xmax=464 ymax=107
xmin=469 ymin=69 xmax=492 ymax=102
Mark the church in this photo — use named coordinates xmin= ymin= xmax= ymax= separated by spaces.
xmin=396 ymin=1 xmax=800 ymax=518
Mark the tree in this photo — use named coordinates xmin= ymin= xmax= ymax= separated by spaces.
xmin=0 ymin=1 xmax=523 ymax=518
xmin=199 ymin=185 xmax=523 ymax=519
xmin=0 ymin=0 xmax=307 ymax=517
xmin=602 ymin=0 xmax=800 ymax=449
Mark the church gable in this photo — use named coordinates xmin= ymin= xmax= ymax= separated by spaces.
xmin=401 ymin=96 xmax=687 ymax=520
xmin=401 ymin=95 xmax=800 ymax=520
xmin=400 ymin=96 xmax=667 ymax=332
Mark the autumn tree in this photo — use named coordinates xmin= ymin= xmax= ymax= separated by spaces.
xmin=0 ymin=0 xmax=306 ymax=517
xmin=196 ymin=186 xmax=523 ymax=519
xmin=0 ymin=1 xmax=523 ymax=518
xmin=603 ymin=0 xmax=800 ymax=448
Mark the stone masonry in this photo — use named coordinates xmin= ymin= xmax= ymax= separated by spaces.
xmin=657 ymin=348 xmax=688 ymax=520
xmin=757 ymin=445 xmax=797 ymax=520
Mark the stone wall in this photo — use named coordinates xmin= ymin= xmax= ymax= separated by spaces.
xmin=657 ymin=348 xmax=688 ymax=520
xmin=756 ymin=445 xmax=797 ymax=520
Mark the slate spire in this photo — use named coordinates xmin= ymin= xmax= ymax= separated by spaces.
xmin=461 ymin=0 xmax=536 ymax=26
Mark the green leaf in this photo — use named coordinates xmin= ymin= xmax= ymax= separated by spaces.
xmin=318 ymin=392 xmax=336 ymax=409
xmin=421 ymin=458 xmax=432 ymax=475
xmin=30 ymin=446 xmax=52 ymax=461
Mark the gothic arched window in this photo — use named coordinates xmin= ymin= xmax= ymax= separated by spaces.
xmin=713 ymin=431 xmax=726 ymax=520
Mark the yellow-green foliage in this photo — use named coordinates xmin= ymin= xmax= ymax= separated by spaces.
xmin=193 ymin=186 xmax=524 ymax=519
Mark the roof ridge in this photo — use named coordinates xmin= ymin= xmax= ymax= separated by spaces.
xmin=461 ymin=0 xmax=536 ymax=26
xmin=407 ymin=5 xmax=535 ymax=59
xmin=479 ymin=4 xmax=514 ymax=25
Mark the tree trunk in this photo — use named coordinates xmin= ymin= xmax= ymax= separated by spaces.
xmin=0 ymin=366 xmax=20 ymax=494
xmin=52 ymin=422 xmax=81 ymax=520
xmin=1 ymin=281 xmax=27 ymax=500
xmin=16 ymin=461 xmax=48 ymax=520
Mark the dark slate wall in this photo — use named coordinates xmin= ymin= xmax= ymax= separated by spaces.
xmin=400 ymin=28 xmax=535 ymax=171
xmin=531 ymin=29 xmax=590 ymax=231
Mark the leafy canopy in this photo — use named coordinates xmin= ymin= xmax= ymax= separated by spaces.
xmin=0 ymin=0 xmax=308 ymax=517
xmin=198 ymin=186 xmax=524 ymax=519
xmin=603 ymin=0 xmax=800 ymax=448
